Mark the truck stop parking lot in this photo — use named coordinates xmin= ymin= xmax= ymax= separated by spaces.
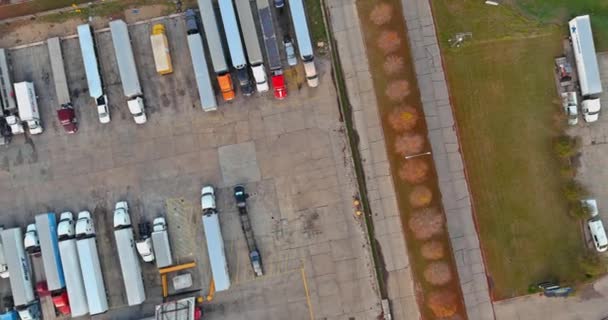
xmin=0 ymin=14 xmax=378 ymax=319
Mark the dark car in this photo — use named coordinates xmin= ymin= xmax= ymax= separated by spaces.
xmin=237 ymin=68 xmax=255 ymax=96
xmin=274 ymin=0 xmax=285 ymax=8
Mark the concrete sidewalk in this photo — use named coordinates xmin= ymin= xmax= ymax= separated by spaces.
xmin=399 ymin=0 xmax=494 ymax=319
xmin=326 ymin=1 xmax=421 ymax=319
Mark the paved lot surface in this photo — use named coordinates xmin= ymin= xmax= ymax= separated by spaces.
xmin=0 ymin=13 xmax=380 ymax=319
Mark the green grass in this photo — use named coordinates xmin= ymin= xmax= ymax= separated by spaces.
xmin=432 ymin=0 xmax=597 ymax=298
xmin=304 ymin=0 xmax=328 ymax=49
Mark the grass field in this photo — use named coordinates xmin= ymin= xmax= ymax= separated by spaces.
xmin=431 ymin=0 xmax=599 ymax=298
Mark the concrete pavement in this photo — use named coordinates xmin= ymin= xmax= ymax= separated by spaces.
xmin=399 ymin=0 xmax=495 ymax=318
xmin=326 ymin=0 xmax=421 ymax=319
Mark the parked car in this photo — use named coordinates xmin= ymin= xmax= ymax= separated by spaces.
xmin=283 ymin=37 xmax=297 ymax=67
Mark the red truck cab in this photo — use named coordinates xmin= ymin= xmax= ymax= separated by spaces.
xmin=271 ymin=72 xmax=287 ymax=100
xmin=57 ymin=108 xmax=77 ymax=134
xmin=51 ymin=291 xmax=71 ymax=315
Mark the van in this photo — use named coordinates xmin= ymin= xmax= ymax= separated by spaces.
xmin=588 ymin=218 xmax=608 ymax=252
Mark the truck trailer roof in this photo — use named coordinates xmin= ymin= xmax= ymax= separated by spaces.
xmin=14 ymin=82 xmax=39 ymax=120
xmin=114 ymin=228 xmax=146 ymax=306
xmin=77 ymin=24 xmax=104 ymax=99
xmin=1 ymin=228 xmax=35 ymax=307
xmin=76 ymin=237 xmax=108 ymax=314
xmin=35 ymin=213 xmax=65 ymax=292
xmin=109 ymin=20 xmax=143 ymax=98
xmin=202 ymin=213 xmax=230 ymax=291
xmin=256 ymin=0 xmax=281 ymax=70
xmin=198 ymin=0 xmax=229 ymax=73
xmin=288 ymin=0 xmax=314 ymax=60
xmin=0 ymin=49 xmax=17 ymax=113
xmin=187 ymin=34 xmax=218 ymax=112
xmin=47 ymin=37 xmax=71 ymax=107
xmin=218 ymin=0 xmax=247 ymax=69
xmin=569 ymin=15 xmax=603 ymax=96
xmin=235 ymin=0 xmax=264 ymax=65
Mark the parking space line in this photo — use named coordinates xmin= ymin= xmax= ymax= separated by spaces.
xmin=300 ymin=266 xmax=314 ymax=320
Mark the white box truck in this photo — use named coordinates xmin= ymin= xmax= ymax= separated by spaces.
xmin=201 ymin=186 xmax=230 ymax=291
xmin=569 ymin=15 xmax=602 ymax=122
xmin=113 ymin=201 xmax=146 ymax=306
xmin=288 ymin=0 xmax=319 ymax=88
xmin=109 ymin=20 xmax=147 ymax=124
xmin=13 ymin=82 xmax=42 ymax=135
xmin=235 ymin=0 xmax=268 ymax=92
xmin=1 ymin=228 xmax=40 ymax=320
xmin=57 ymin=212 xmax=89 ymax=317
xmin=77 ymin=24 xmax=111 ymax=124
xmin=75 ymin=211 xmax=109 ymax=315
xmin=151 ymin=217 xmax=173 ymax=268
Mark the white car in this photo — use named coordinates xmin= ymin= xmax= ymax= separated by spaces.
xmin=588 ymin=218 xmax=608 ymax=252
xmin=283 ymin=38 xmax=298 ymax=67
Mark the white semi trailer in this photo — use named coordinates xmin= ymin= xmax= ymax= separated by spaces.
xmin=109 ymin=20 xmax=147 ymax=124
xmin=75 ymin=211 xmax=109 ymax=315
xmin=57 ymin=212 xmax=89 ymax=317
xmin=114 ymin=201 xmax=146 ymax=306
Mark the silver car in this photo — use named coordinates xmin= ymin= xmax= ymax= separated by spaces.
xmin=283 ymin=38 xmax=298 ymax=66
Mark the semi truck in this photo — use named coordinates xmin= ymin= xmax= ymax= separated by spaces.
xmin=257 ymin=0 xmax=287 ymax=99
xmin=75 ymin=211 xmax=109 ymax=315
xmin=113 ymin=201 xmax=146 ymax=306
xmin=0 ymin=49 xmax=16 ymax=114
xmin=197 ymin=0 xmax=236 ymax=101
xmin=151 ymin=217 xmax=173 ymax=268
xmin=218 ymin=0 xmax=254 ymax=96
xmin=235 ymin=0 xmax=269 ymax=93
xmin=109 ymin=20 xmax=147 ymax=124
xmin=201 ymin=185 xmax=230 ymax=292
xmin=0 ymin=228 xmax=40 ymax=320
xmin=233 ymin=186 xmax=263 ymax=276
xmin=47 ymin=37 xmax=77 ymax=134
xmin=23 ymin=225 xmax=70 ymax=318
xmin=569 ymin=15 xmax=602 ymax=122
xmin=185 ymin=10 xmax=218 ymax=112
xmin=33 ymin=213 xmax=70 ymax=315
xmin=12 ymin=82 xmax=42 ymax=135
xmin=288 ymin=0 xmax=319 ymax=88
xmin=57 ymin=212 xmax=89 ymax=317
xmin=77 ymin=24 xmax=111 ymax=124
xmin=150 ymin=24 xmax=173 ymax=75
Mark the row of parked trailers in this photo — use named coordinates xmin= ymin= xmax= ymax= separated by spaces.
xmin=0 ymin=0 xmax=318 ymax=143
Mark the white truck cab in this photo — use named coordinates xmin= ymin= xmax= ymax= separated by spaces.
xmin=582 ymin=98 xmax=601 ymax=123
xmin=114 ymin=201 xmax=131 ymax=228
xmin=57 ymin=212 xmax=75 ymax=239
xmin=5 ymin=115 xmax=24 ymax=134
xmin=24 ymin=224 xmax=40 ymax=253
xmin=251 ymin=65 xmax=269 ymax=93
xmin=201 ymin=185 xmax=217 ymax=215
xmin=128 ymin=98 xmax=147 ymax=124
xmin=582 ymin=198 xmax=608 ymax=252
xmin=303 ymin=61 xmax=319 ymax=88
xmin=135 ymin=238 xmax=154 ymax=263
xmin=97 ymin=95 xmax=110 ymax=124
xmin=75 ymin=211 xmax=95 ymax=235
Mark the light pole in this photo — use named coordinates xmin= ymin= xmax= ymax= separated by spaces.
xmin=404 ymin=151 xmax=432 ymax=160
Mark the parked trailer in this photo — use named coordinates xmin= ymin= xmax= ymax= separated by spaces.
xmin=569 ymin=15 xmax=602 ymax=122
xmin=0 ymin=49 xmax=16 ymax=114
xmin=0 ymin=226 xmax=8 ymax=278
xmin=48 ymin=37 xmax=78 ymax=134
xmin=201 ymin=186 xmax=230 ymax=291
xmin=288 ymin=0 xmax=319 ymax=87
xmin=151 ymin=217 xmax=173 ymax=269
xmin=234 ymin=186 xmax=263 ymax=276
xmin=235 ymin=0 xmax=268 ymax=92
xmin=109 ymin=20 xmax=147 ymax=124
xmin=0 ymin=228 xmax=40 ymax=320
xmin=257 ymin=0 xmax=287 ymax=99
xmin=34 ymin=214 xmax=65 ymax=293
xmin=187 ymin=33 xmax=218 ymax=112
xmin=57 ymin=212 xmax=89 ymax=317
xmin=77 ymin=24 xmax=110 ymax=124
xmin=75 ymin=211 xmax=109 ymax=315
xmin=14 ymin=82 xmax=42 ymax=135
xmin=150 ymin=24 xmax=173 ymax=75
xmin=197 ymin=0 xmax=235 ymax=101
xmin=114 ymin=201 xmax=146 ymax=306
